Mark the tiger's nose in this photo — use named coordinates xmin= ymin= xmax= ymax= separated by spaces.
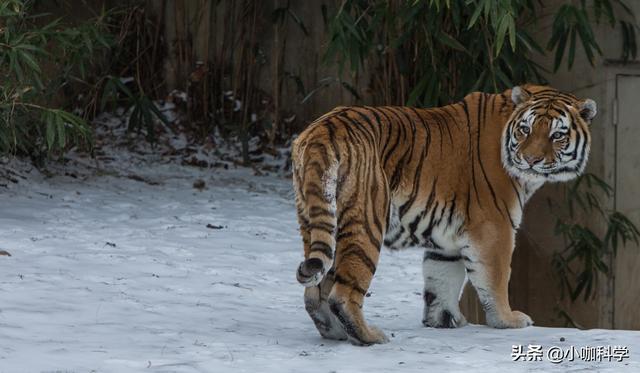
xmin=524 ymin=155 xmax=544 ymax=166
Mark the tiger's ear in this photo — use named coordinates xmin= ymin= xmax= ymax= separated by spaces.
xmin=511 ymin=86 xmax=531 ymax=106
xmin=578 ymin=99 xmax=597 ymax=122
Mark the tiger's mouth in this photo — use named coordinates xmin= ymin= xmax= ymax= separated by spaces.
xmin=506 ymin=152 xmax=581 ymax=182
xmin=511 ymin=156 xmax=557 ymax=174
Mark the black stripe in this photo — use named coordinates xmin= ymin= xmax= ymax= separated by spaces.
xmin=308 ymin=222 xmax=335 ymax=233
xmin=336 ymin=230 xmax=356 ymax=241
xmin=325 ymin=120 xmax=341 ymax=163
xmin=306 ymin=142 xmax=330 ymax=168
xmin=352 ymin=108 xmax=382 ymax=145
xmin=340 ymin=244 xmax=377 ymax=274
xmin=363 ymin=155 xmax=383 ymax=247
xmin=337 ymin=111 xmax=377 ymax=147
xmin=501 ymin=199 xmax=517 ymax=229
xmin=310 ymin=241 xmax=333 ymax=259
xmin=465 ymin=186 xmax=471 ymax=219
xmin=508 ymin=177 xmax=524 ymax=211
xmin=461 ymin=99 xmax=482 ymax=209
xmin=424 ymin=291 xmax=437 ymax=306
xmin=333 ymin=274 xmax=367 ymax=295
xmin=475 ymin=93 xmax=506 ymax=219
xmin=416 ymin=178 xmax=438 ymax=240
xmin=308 ymin=205 xmax=334 ymax=218
xmin=424 ymin=251 xmax=462 ymax=262
xmin=446 ymin=194 xmax=457 ymax=227
xmin=382 ymin=108 xmax=408 ymax=170
xmin=304 ymin=189 xmax=325 ymax=201
xmin=377 ymin=108 xmax=396 ymax=165
xmin=399 ymin=108 xmax=431 ymax=218
xmin=305 ymin=161 xmax=325 ymax=179
xmin=420 ymin=201 xmax=439 ymax=241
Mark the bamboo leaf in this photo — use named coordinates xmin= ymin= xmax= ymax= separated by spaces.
xmin=436 ymin=31 xmax=468 ymax=53
xmin=45 ymin=113 xmax=55 ymax=150
xmin=553 ymin=31 xmax=569 ymax=71
xmin=468 ymin=1 xmax=484 ymax=29
xmin=56 ymin=111 xmax=66 ymax=149
xmin=568 ymin=28 xmax=577 ymax=68
xmin=508 ymin=16 xmax=516 ymax=51
xmin=494 ymin=13 xmax=510 ymax=56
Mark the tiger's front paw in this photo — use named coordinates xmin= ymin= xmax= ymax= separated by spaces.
xmin=421 ymin=290 xmax=467 ymax=328
xmin=422 ymin=308 xmax=468 ymax=328
xmin=487 ymin=310 xmax=533 ymax=329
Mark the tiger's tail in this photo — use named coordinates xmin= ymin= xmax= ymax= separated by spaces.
xmin=292 ymin=135 xmax=339 ymax=287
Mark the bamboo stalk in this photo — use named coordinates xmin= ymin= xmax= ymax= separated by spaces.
xmin=271 ymin=0 xmax=281 ymax=147
xmin=150 ymin=0 xmax=166 ymax=96
xmin=202 ymin=0 xmax=212 ymax=132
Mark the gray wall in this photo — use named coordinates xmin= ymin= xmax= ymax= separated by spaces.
xmin=513 ymin=2 xmax=640 ymax=329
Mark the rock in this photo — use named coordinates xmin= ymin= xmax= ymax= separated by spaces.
xmin=193 ymin=179 xmax=206 ymax=190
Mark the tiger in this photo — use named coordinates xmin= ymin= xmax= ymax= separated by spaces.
xmin=291 ymin=84 xmax=596 ymax=345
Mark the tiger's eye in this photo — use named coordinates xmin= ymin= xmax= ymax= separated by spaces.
xmin=520 ymin=126 xmax=530 ymax=135
xmin=551 ymin=132 xmax=565 ymax=140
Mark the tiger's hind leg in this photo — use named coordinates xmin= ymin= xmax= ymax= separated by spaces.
xmin=296 ymin=210 xmax=347 ymax=340
xmin=304 ymin=268 xmax=348 ymax=340
xmin=326 ymin=157 xmax=390 ymax=346
xmin=328 ymin=235 xmax=388 ymax=346
xmin=422 ymin=249 xmax=468 ymax=328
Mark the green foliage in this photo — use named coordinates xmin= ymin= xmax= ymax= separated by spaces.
xmin=95 ymin=2 xmax=169 ymax=141
xmin=551 ymin=173 xmax=640 ymax=303
xmin=0 ymin=0 xmax=170 ymax=157
xmin=101 ymin=76 xmax=168 ymax=144
xmin=547 ymin=0 xmax=638 ymax=70
xmin=0 ymin=0 xmax=112 ymax=157
xmin=323 ymin=0 xmax=637 ymax=107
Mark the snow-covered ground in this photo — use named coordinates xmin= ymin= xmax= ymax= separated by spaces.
xmin=1 ymin=158 xmax=638 ymax=373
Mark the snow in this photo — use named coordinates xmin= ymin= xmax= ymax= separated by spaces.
xmin=1 ymin=158 xmax=639 ymax=373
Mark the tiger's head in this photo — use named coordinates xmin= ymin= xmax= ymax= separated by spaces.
xmin=501 ymin=85 xmax=596 ymax=183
